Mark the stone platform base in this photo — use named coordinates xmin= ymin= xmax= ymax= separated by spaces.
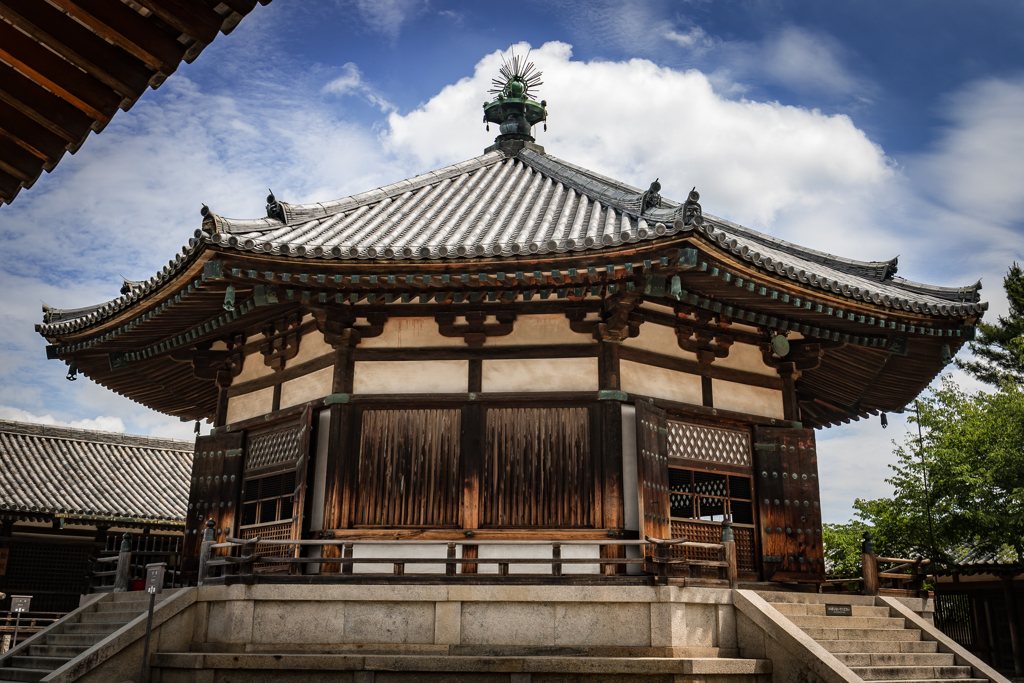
xmin=153 ymin=652 xmax=772 ymax=683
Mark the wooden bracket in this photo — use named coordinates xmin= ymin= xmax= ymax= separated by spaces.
xmin=311 ymin=306 xmax=387 ymax=346
xmin=261 ymin=312 xmax=302 ymax=372
xmin=676 ymin=312 xmax=734 ymax=364
xmin=567 ymin=293 xmax=642 ymax=342
xmin=436 ymin=310 xmax=516 ymax=347
xmin=169 ymin=347 xmax=242 ymax=386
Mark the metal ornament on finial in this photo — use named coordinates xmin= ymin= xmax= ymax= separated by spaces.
xmin=483 ymin=45 xmax=548 ymax=143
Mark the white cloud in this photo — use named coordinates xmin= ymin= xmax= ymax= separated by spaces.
xmin=353 ymin=0 xmax=422 ymax=40
xmin=0 ymin=405 xmax=125 ymax=433
xmin=664 ymin=26 xmax=716 ymax=53
xmin=323 ymin=62 xmax=395 ymax=112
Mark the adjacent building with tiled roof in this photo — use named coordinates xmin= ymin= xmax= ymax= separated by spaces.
xmin=0 ymin=420 xmax=192 ymax=612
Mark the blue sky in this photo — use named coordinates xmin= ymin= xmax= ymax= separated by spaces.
xmin=1 ymin=0 xmax=1023 ymax=523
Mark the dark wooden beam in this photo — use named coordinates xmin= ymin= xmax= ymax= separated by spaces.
xmin=48 ymin=0 xmax=187 ymax=75
xmin=0 ymin=98 xmax=69 ymax=162
xmin=0 ymin=20 xmax=120 ymax=121
xmin=134 ymin=0 xmax=224 ymax=45
xmin=0 ymin=131 xmax=41 ymax=183
xmin=0 ymin=61 xmax=94 ymax=143
xmin=0 ymin=168 xmax=20 ymax=201
xmin=0 ymin=0 xmax=153 ymax=99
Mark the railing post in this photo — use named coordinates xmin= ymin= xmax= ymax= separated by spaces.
xmin=722 ymin=519 xmax=738 ymax=589
xmin=446 ymin=543 xmax=456 ymax=577
xmin=861 ymin=531 xmax=879 ymax=596
xmin=113 ymin=532 xmax=132 ymax=592
xmin=239 ymin=538 xmax=256 ymax=580
xmin=197 ymin=520 xmax=215 ymax=587
xmin=342 ymin=543 xmax=353 ymax=575
xmin=552 ymin=542 xmax=562 ymax=577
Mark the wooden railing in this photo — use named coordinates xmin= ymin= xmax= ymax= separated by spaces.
xmin=86 ymin=533 xmax=182 ymax=593
xmin=819 ymin=532 xmax=932 ymax=597
xmin=0 ymin=612 xmax=64 ymax=653
xmin=194 ymin=520 xmax=739 ymax=587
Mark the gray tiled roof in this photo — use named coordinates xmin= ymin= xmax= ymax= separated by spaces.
xmin=0 ymin=420 xmax=193 ymax=523
xmin=37 ymin=147 xmax=985 ymax=336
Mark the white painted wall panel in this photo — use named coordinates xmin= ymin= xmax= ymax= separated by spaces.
xmin=485 ymin=313 xmax=596 ymax=346
xmin=619 ymin=360 xmax=702 ymax=405
xmin=481 ymin=358 xmax=598 ymax=392
xmin=359 ymin=317 xmax=455 ymax=348
xmin=280 ymin=366 xmax=333 ymax=409
xmin=234 ymin=351 xmax=273 ymax=383
xmin=225 ymin=386 xmax=274 ymax=424
xmin=289 ymin=329 xmax=333 ymax=365
xmin=714 ymin=341 xmax=776 ymax=376
xmin=712 ymin=379 xmax=785 ymax=419
xmin=353 ymin=360 xmax=468 ymax=394
xmin=621 ymin=322 xmax=690 ymax=358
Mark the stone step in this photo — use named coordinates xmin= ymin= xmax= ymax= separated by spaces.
xmin=770 ymin=603 xmax=891 ymax=618
xmin=94 ymin=597 xmax=167 ymax=612
xmin=755 ymin=591 xmax=877 ymax=606
xmin=9 ymin=655 xmax=72 ymax=671
xmin=152 ymin=652 xmax=775 ymax=677
xmin=850 ymin=666 xmax=974 ymax=681
xmin=820 ymin=639 xmax=938 ymax=654
xmin=834 ymin=653 xmax=956 ymax=667
xmin=44 ymin=633 xmax=107 ymax=646
xmin=787 ymin=615 xmax=907 ymax=630
xmin=28 ymin=644 xmax=91 ymax=658
xmin=108 ymin=591 xmax=173 ymax=602
xmin=64 ymin=622 xmax=127 ymax=635
xmin=78 ymin=610 xmax=142 ymax=623
xmin=0 ymin=667 xmax=48 ymax=682
xmin=801 ymin=627 xmax=922 ymax=641
xmin=879 ymin=680 xmax=987 ymax=683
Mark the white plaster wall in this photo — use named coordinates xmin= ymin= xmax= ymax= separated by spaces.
xmin=349 ymin=543 xmax=454 ymax=574
xmin=475 ymin=544 xmax=600 ymax=575
xmin=620 ymin=404 xmax=643 ymax=575
xmin=234 ymin=351 xmax=273 ymax=383
xmin=620 ymin=360 xmax=702 ymax=405
xmin=481 ymin=358 xmax=598 ymax=392
xmin=712 ymin=379 xmax=784 ymax=419
xmin=715 ymin=342 xmax=776 ymax=377
xmin=289 ymin=329 xmax=333 ymax=366
xmin=484 ymin=313 xmax=595 ymax=346
xmin=359 ymin=317 xmax=455 ymax=348
xmin=280 ymin=366 xmax=333 ymax=409
xmin=225 ymin=386 xmax=274 ymax=424
xmin=621 ymin=323 xmax=691 ymax=358
xmin=353 ymin=360 xmax=468 ymax=394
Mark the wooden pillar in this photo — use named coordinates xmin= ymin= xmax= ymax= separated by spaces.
xmin=597 ymin=338 xmax=625 ymax=574
xmin=778 ymin=362 xmax=800 ymax=422
xmin=861 ymin=531 xmax=879 ymax=596
xmin=321 ymin=335 xmax=358 ymax=571
xmin=1002 ymin=573 xmax=1024 ymax=676
xmin=460 ymin=402 xmax=482 ymax=573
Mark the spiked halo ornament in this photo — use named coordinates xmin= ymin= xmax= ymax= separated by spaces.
xmin=483 ymin=46 xmax=548 ymax=141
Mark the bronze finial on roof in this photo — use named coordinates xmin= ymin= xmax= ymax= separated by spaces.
xmin=483 ymin=47 xmax=548 ymax=148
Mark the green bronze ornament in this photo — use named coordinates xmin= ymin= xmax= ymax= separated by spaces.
xmin=483 ymin=47 xmax=547 ymax=142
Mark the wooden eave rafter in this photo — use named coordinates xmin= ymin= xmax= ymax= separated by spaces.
xmin=0 ymin=0 xmax=272 ymax=205
xmin=40 ymin=237 xmax=979 ymax=427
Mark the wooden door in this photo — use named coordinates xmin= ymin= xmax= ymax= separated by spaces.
xmin=753 ymin=427 xmax=824 ymax=582
xmin=289 ymin=406 xmax=314 ymax=550
xmin=182 ymin=432 xmax=244 ymax=580
xmin=636 ymin=401 xmax=671 ymax=550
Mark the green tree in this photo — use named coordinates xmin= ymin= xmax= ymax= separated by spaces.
xmin=854 ymin=377 xmax=1024 ymax=566
xmin=957 ymin=262 xmax=1024 ymax=386
xmin=822 ymin=521 xmax=872 ymax=577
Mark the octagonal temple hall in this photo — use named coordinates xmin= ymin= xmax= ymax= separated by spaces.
xmin=36 ymin=69 xmax=985 ymax=591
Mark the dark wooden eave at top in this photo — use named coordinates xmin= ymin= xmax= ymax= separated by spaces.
xmin=0 ymin=0 xmax=272 ymax=205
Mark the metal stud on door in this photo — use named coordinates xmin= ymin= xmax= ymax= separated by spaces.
xmin=753 ymin=427 xmax=824 ymax=582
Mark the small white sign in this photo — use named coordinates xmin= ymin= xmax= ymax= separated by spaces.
xmin=10 ymin=595 xmax=31 ymax=613
xmin=144 ymin=563 xmax=166 ymax=595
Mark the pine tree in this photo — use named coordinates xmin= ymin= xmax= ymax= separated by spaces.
xmin=956 ymin=262 xmax=1024 ymax=385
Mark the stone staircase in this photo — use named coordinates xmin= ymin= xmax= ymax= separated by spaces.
xmin=0 ymin=593 xmax=166 ymax=683
xmin=758 ymin=592 xmax=986 ymax=683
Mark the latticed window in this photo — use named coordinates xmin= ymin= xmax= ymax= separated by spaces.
xmin=669 ymin=468 xmax=754 ymax=524
xmin=667 ymin=421 xmax=751 ymax=466
xmin=241 ymin=470 xmax=296 ymax=526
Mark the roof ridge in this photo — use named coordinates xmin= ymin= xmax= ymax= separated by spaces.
xmin=0 ymin=419 xmax=194 ymax=451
